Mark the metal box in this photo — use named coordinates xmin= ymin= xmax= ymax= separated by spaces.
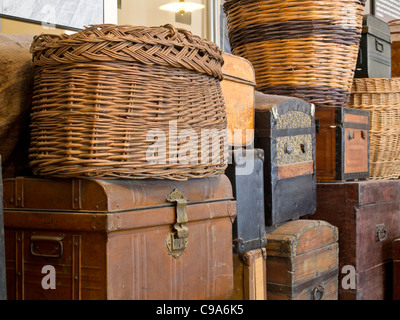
xmin=355 ymin=14 xmax=392 ymax=79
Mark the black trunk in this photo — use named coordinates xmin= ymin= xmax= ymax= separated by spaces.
xmin=254 ymin=92 xmax=317 ymax=226
xmin=226 ymin=148 xmax=266 ymax=254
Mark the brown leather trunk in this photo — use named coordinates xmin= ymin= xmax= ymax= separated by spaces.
xmin=394 ymin=238 xmax=400 ymax=300
xmin=265 ymin=220 xmax=339 ymax=300
xmin=221 ymin=53 xmax=256 ymax=147
xmin=3 ymin=175 xmax=236 ymax=300
xmin=231 ymin=248 xmax=267 ymax=300
xmin=310 ymin=180 xmax=400 ymax=300
xmin=392 ymin=41 xmax=400 ymax=78
xmin=315 ymin=106 xmax=369 ymax=182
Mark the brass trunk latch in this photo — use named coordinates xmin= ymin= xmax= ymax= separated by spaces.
xmin=166 ymin=188 xmax=189 ymax=259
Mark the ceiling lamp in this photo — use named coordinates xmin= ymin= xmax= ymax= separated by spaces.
xmin=159 ymin=0 xmax=205 ymax=15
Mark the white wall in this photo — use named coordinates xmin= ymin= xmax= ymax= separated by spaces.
xmin=118 ymin=0 xmax=206 ymax=38
xmin=365 ymin=0 xmax=371 ymax=14
xmin=104 ymin=0 xmax=119 ymax=24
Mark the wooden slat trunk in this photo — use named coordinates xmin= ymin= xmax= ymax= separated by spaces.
xmin=254 ymin=91 xmax=317 ymax=226
xmin=315 ymin=106 xmax=370 ymax=182
xmin=231 ymin=248 xmax=267 ymax=300
xmin=265 ymin=220 xmax=339 ymax=300
xmin=3 ymin=176 xmax=236 ymax=300
xmin=310 ymin=180 xmax=400 ymax=300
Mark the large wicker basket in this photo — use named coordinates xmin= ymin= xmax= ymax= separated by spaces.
xmin=349 ymin=78 xmax=400 ymax=180
xmin=223 ymin=0 xmax=366 ymax=108
xmin=29 ymin=24 xmax=228 ymax=180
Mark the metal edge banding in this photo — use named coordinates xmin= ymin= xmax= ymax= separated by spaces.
xmin=3 ymin=198 xmax=235 ymax=215
xmin=336 ymin=125 xmax=345 ymax=180
xmin=72 ymin=180 xmax=82 ymax=210
xmin=15 ymin=231 xmax=24 ymax=300
xmin=342 ymin=122 xmax=370 ymax=129
xmin=15 ymin=178 xmax=24 ymax=208
xmin=132 ymin=233 xmax=147 ymax=300
xmin=222 ymin=73 xmax=257 ymax=87
xmin=271 ymin=127 xmax=315 ymax=138
xmin=72 ymin=234 xmax=81 ymax=300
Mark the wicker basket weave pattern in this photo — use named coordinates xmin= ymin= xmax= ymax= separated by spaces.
xmin=224 ymin=0 xmax=366 ymax=108
xmin=349 ymin=78 xmax=400 ymax=180
xmin=29 ymin=24 xmax=228 ymax=180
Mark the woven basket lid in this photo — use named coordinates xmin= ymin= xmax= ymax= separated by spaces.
xmin=30 ymin=24 xmax=224 ymax=80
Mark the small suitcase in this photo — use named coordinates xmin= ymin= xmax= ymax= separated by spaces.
xmin=265 ymin=220 xmax=339 ymax=300
xmin=0 ymin=157 xmax=7 ymax=300
xmin=3 ymin=175 xmax=236 ymax=300
xmin=254 ymin=91 xmax=317 ymax=226
xmin=221 ymin=53 xmax=256 ymax=147
xmin=315 ymin=106 xmax=370 ymax=182
xmin=355 ymin=14 xmax=392 ymax=79
xmin=225 ymin=148 xmax=266 ymax=254
xmin=231 ymin=248 xmax=267 ymax=300
xmin=310 ymin=180 xmax=400 ymax=300
xmin=394 ymin=238 xmax=400 ymax=300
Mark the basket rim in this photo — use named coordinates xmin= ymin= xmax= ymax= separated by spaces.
xmin=30 ymin=24 xmax=224 ymax=79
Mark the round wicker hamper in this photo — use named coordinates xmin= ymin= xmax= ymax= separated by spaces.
xmin=29 ymin=24 xmax=228 ymax=180
xmin=223 ymin=0 xmax=366 ymax=108
xmin=349 ymin=78 xmax=400 ymax=180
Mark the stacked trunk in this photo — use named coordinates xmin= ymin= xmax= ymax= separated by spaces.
xmin=265 ymin=220 xmax=339 ymax=300
xmin=315 ymin=106 xmax=370 ymax=182
xmin=3 ymin=176 xmax=236 ymax=300
xmin=254 ymin=91 xmax=317 ymax=226
xmin=310 ymin=180 xmax=400 ymax=300
xmin=222 ymin=53 xmax=267 ymax=300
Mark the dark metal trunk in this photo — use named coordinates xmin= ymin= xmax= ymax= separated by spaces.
xmin=254 ymin=91 xmax=317 ymax=226
xmin=226 ymin=148 xmax=266 ymax=254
